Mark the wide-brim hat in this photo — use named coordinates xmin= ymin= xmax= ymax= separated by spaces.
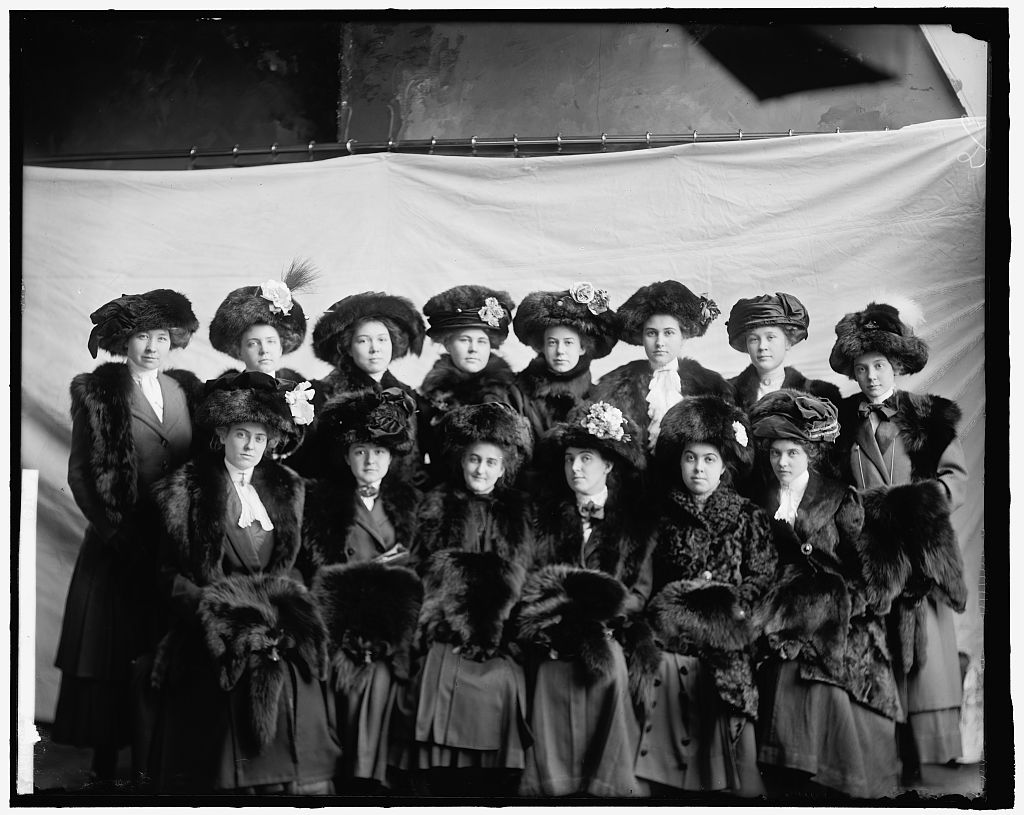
xmin=749 ymin=388 xmax=840 ymax=444
xmin=208 ymin=260 xmax=317 ymax=358
xmin=829 ymin=300 xmax=928 ymax=377
xmin=317 ymin=387 xmax=417 ymax=456
xmin=196 ymin=371 xmax=302 ymax=440
xmin=312 ymin=291 xmax=425 ymax=367
xmin=542 ymin=401 xmax=645 ymax=472
xmin=726 ymin=292 xmax=810 ymax=352
xmin=87 ymin=289 xmax=199 ymax=358
xmin=422 ymin=285 xmax=515 ymax=346
xmin=439 ymin=402 xmax=533 ymax=482
xmin=654 ymin=395 xmax=754 ymax=479
xmin=512 ymin=285 xmax=618 ymax=359
xmin=616 ymin=280 xmax=720 ymax=345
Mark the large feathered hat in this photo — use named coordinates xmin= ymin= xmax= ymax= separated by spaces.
xmin=512 ymin=284 xmax=618 ymax=359
xmin=317 ymin=387 xmax=417 ymax=456
xmin=196 ymin=371 xmax=310 ymax=440
xmin=542 ymin=401 xmax=645 ymax=472
xmin=438 ymin=402 xmax=534 ymax=482
xmin=749 ymin=389 xmax=840 ymax=444
xmin=422 ymin=284 xmax=515 ymax=346
xmin=829 ymin=300 xmax=928 ymax=377
xmin=209 ymin=259 xmax=318 ymax=358
xmin=87 ymin=289 xmax=199 ymax=358
xmin=312 ymin=291 xmax=425 ymax=368
xmin=726 ymin=292 xmax=810 ymax=352
xmin=654 ymin=395 xmax=754 ymax=481
xmin=615 ymin=280 xmax=720 ymax=345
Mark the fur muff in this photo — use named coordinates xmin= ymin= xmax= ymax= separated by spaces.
xmin=512 ymin=289 xmax=618 ymax=358
xmin=422 ymin=284 xmax=515 ymax=344
xmin=728 ymin=365 xmax=842 ymax=412
xmin=312 ymin=562 xmax=423 ymax=691
xmin=195 ymin=372 xmax=297 ymax=440
xmin=312 ymin=291 xmax=426 ymax=367
xmin=829 ymin=301 xmax=929 ymax=377
xmin=515 ymin=355 xmax=593 ymax=439
xmin=648 ymin=579 xmax=755 ymax=653
xmin=88 ymin=289 xmax=199 ymax=358
xmin=622 ymin=618 xmax=662 ymax=719
xmin=416 ymin=549 xmax=526 ymax=660
xmin=514 ymin=565 xmax=627 ymax=683
xmin=69 ymin=362 xmax=203 ymax=531
xmin=437 ymin=401 xmax=534 ymax=483
xmin=655 ymin=394 xmax=754 ymax=478
xmin=208 ymin=260 xmax=317 ymax=358
xmin=615 ymin=280 xmax=720 ymax=344
xmin=199 ymin=573 xmax=328 ymax=751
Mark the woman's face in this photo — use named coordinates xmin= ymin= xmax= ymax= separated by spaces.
xmin=769 ymin=439 xmax=809 ymax=487
xmin=462 ymin=442 xmax=506 ymax=494
xmin=346 ymin=443 xmax=393 ymax=486
xmin=745 ymin=327 xmax=791 ymax=375
xmin=444 ymin=329 xmax=491 ymax=373
xmin=217 ymin=422 xmax=270 ymax=470
xmin=643 ymin=315 xmax=685 ymax=367
xmin=564 ymin=446 xmax=612 ymax=497
xmin=238 ymin=323 xmax=282 ymax=374
xmin=680 ymin=442 xmax=724 ymax=497
xmin=349 ymin=319 xmax=393 ymax=375
xmin=543 ymin=326 xmax=584 ymax=373
xmin=126 ymin=329 xmax=171 ymax=370
xmin=853 ymin=353 xmax=896 ymax=401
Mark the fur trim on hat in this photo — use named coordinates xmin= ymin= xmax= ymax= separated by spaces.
xmin=416 ymin=549 xmax=526 ymax=661
xmin=654 ymin=394 xmax=754 ymax=478
xmin=512 ymin=289 xmax=618 ymax=359
xmin=438 ymin=402 xmax=534 ymax=482
xmin=829 ymin=301 xmax=929 ymax=377
xmin=648 ymin=579 xmax=755 ymax=653
xmin=615 ymin=280 xmax=720 ymax=345
xmin=88 ymin=289 xmax=199 ymax=358
xmin=209 ymin=260 xmax=317 ymax=358
xmin=196 ymin=372 xmax=297 ymax=439
xmin=317 ymin=387 xmax=417 ymax=455
xmin=312 ymin=562 xmax=423 ymax=692
xmin=515 ymin=565 xmax=626 ymax=683
xmin=542 ymin=401 xmax=646 ymax=472
xmin=199 ymin=573 xmax=328 ymax=751
xmin=422 ymin=284 xmax=515 ymax=345
xmin=312 ymin=291 xmax=425 ymax=367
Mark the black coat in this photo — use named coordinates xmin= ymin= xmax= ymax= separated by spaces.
xmin=727 ymin=364 xmax=842 ymax=411
xmin=514 ymin=355 xmax=592 ymax=440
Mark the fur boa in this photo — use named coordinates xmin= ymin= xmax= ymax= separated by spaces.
xmin=514 ymin=355 xmax=592 ymax=437
xmin=312 ymin=562 xmax=423 ymax=692
xmin=199 ymin=573 xmax=328 ymax=751
xmin=69 ymin=362 xmax=203 ymax=530
xmin=420 ymin=353 xmax=520 ymax=410
xmin=727 ymin=364 xmax=841 ymax=411
xmin=514 ymin=565 xmax=626 ymax=683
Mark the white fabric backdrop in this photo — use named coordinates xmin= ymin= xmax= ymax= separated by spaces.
xmin=23 ymin=118 xmax=986 ymax=753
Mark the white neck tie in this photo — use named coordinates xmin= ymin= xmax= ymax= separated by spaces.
xmin=134 ymin=372 xmax=164 ymax=421
xmin=646 ymin=365 xmax=683 ymax=451
xmin=234 ymin=473 xmax=274 ymax=531
xmin=774 ymin=485 xmax=799 ymax=526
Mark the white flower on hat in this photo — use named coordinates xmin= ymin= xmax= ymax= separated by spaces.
xmin=478 ymin=297 xmax=505 ymax=328
xmin=285 ymin=381 xmax=316 ymax=425
xmin=581 ymin=401 xmax=631 ymax=442
xmin=570 ymin=281 xmax=611 ymax=315
xmin=260 ymin=279 xmax=294 ymax=315
xmin=732 ymin=420 xmax=748 ymax=448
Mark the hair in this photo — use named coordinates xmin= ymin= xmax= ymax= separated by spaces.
xmin=114 ymin=326 xmax=174 ymax=356
xmin=214 ymin=422 xmax=282 ymax=450
xmin=741 ymin=324 xmax=802 ymax=348
xmin=336 ymin=315 xmax=409 ymax=363
xmin=541 ymin=324 xmax=596 ymax=355
xmin=440 ymin=327 xmax=502 ymax=350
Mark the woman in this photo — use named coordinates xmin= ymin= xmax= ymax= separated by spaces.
xmin=749 ymin=389 xmax=902 ymax=799
xmin=724 ymin=292 xmax=841 ymax=411
xmin=512 ymin=283 xmax=618 ymax=439
xmin=630 ymin=395 xmax=775 ymax=797
xmin=402 ymin=403 xmax=535 ymax=796
xmin=829 ymin=300 xmax=968 ymax=782
xmin=516 ymin=400 xmax=653 ymax=797
xmin=593 ymin=280 xmax=732 ymax=454
xmin=418 ymin=285 xmax=524 ymax=479
xmin=52 ymin=289 xmax=202 ymax=781
xmin=149 ymin=372 xmax=340 ymax=793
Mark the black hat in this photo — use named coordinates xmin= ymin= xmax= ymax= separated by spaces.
xmin=749 ymin=389 xmax=840 ymax=444
xmin=543 ymin=401 xmax=645 ymax=472
xmin=512 ymin=284 xmax=618 ymax=359
xmin=615 ymin=281 xmax=720 ymax=345
xmin=317 ymin=387 xmax=417 ymax=456
xmin=726 ymin=292 xmax=810 ymax=352
xmin=208 ymin=260 xmax=318 ymax=359
xmin=312 ymin=291 xmax=425 ymax=368
xmin=87 ymin=289 xmax=199 ymax=359
xmin=196 ymin=371 xmax=310 ymax=440
xmin=829 ymin=300 xmax=928 ymax=377
xmin=439 ymin=402 xmax=533 ymax=482
xmin=423 ymin=285 xmax=515 ymax=346
xmin=654 ymin=395 xmax=754 ymax=479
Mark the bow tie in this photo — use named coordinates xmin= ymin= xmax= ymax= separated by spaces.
xmin=578 ymin=501 xmax=605 ymax=521
xmin=357 ymin=485 xmax=379 ymax=498
xmin=858 ymin=399 xmax=897 ymax=420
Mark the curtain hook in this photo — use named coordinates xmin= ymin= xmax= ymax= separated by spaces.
xmin=308 ymin=140 xmax=316 ymax=161
xmin=601 ymin=132 xmax=607 ymax=151
xmin=232 ymin=144 xmax=240 ymax=165
xmin=429 ymin=136 xmax=436 ymax=155
xmin=692 ymin=130 xmax=698 ymax=143
xmin=835 ymin=126 xmax=841 ymax=134
xmin=188 ymin=145 xmax=197 ymax=170
xmin=556 ymin=132 xmax=563 ymax=153
xmin=787 ymin=128 xmax=793 ymax=137
xmin=737 ymin=129 xmax=743 ymax=140
xmin=270 ymin=142 xmax=278 ymax=162
xmin=645 ymin=131 xmax=652 ymax=148
xmin=471 ymin=135 xmax=478 ymax=156
xmin=513 ymin=133 xmax=519 ymax=156
xmin=346 ymin=139 xmax=356 ymax=154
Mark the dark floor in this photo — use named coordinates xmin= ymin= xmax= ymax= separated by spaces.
xmin=28 ymin=722 xmax=985 ymax=800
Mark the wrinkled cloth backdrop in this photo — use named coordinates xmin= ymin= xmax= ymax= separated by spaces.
xmin=23 ymin=117 xmax=986 ymax=756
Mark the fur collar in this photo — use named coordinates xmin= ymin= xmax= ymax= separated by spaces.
xmin=663 ymin=485 xmax=749 ymax=531
xmin=153 ymin=453 xmax=304 ymax=586
xmin=515 ymin=354 xmax=592 ymax=399
xmin=728 ymin=364 xmax=841 ymax=410
xmin=315 ymin=357 xmax=415 ymax=407
xmin=419 ymin=353 xmax=517 ymax=407
xmin=756 ymin=473 xmax=853 ymax=560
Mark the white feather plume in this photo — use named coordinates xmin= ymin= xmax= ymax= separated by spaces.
xmin=865 ymin=292 xmax=926 ymax=330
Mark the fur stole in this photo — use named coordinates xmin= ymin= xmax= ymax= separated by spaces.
xmin=199 ymin=573 xmax=328 ymax=751
xmin=419 ymin=353 xmax=521 ymax=412
xmin=69 ymin=362 xmax=202 ymax=530
xmin=514 ymin=565 xmax=626 ymax=683
xmin=515 ymin=355 xmax=591 ymax=437
xmin=312 ymin=561 xmax=423 ymax=692
xmin=153 ymin=454 xmax=305 ymax=586
xmin=300 ymin=474 xmax=420 ymax=580
xmin=416 ymin=549 xmax=526 ymax=661
xmin=412 ymin=484 xmax=535 ymax=571
xmin=728 ymin=364 xmax=841 ymax=411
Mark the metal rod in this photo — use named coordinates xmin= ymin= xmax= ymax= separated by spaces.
xmin=25 ymin=128 xmax=868 ymax=166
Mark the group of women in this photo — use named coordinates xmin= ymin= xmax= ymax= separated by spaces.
xmin=52 ymin=269 xmax=970 ymax=800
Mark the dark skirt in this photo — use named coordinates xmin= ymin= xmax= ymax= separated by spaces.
xmin=336 ymin=660 xmax=403 ymax=787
